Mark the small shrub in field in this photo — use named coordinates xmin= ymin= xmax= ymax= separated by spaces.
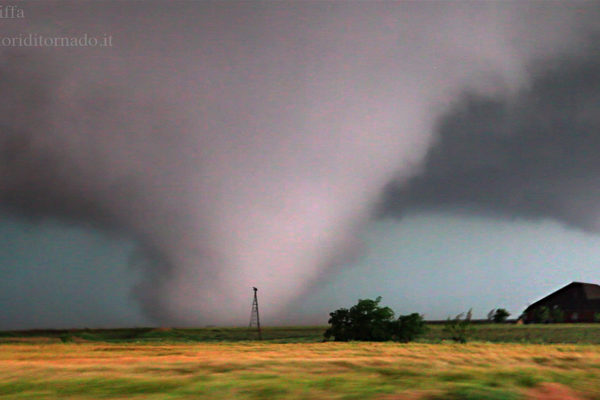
xmin=444 ymin=309 xmax=472 ymax=343
xmin=595 ymin=312 xmax=600 ymax=323
xmin=492 ymin=308 xmax=510 ymax=323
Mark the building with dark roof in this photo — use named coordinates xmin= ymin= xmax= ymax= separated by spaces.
xmin=522 ymin=282 xmax=600 ymax=323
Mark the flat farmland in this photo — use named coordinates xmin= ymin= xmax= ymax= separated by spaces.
xmin=2 ymin=341 xmax=600 ymax=399
xmin=4 ymin=323 xmax=600 ymax=344
xmin=423 ymin=323 xmax=600 ymax=344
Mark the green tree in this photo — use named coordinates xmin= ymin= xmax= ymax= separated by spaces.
xmin=324 ymin=308 xmax=352 ymax=342
xmin=347 ymin=297 xmax=395 ymax=341
xmin=492 ymin=308 xmax=510 ymax=323
xmin=324 ymin=297 xmax=395 ymax=341
xmin=394 ymin=313 xmax=427 ymax=342
xmin=324 ymin=297 xmax=427 ymax=342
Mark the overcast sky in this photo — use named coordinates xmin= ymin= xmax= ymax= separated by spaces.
xmin=1 ymin=1 xmax=599 ymax=329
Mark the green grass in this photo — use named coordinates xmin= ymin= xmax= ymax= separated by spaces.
xmin=426 ymin=384 xmax=521 ymax=400
xmin=422 ymin=322 xmax=600 ymax=344
xmin=4 ymin=323 xmax=600 ymax=344
xmin=0 ymin=326 xmax=326 ymax=344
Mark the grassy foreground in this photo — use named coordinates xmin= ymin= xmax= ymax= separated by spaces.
xmin=2 ymin=341 xmax=600 ymax=399
xmin=3 ymin=324 xmax=600 ymax=399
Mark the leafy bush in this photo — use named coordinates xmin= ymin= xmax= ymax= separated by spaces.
xmin=444 ymin=309 xmax=472 ymax=343
xmin=324 ymin=297 xmax=426 ymax=342
xmin=492 ymin=308 xmax=510 ymax=323
xmin=394 ymin=313 xmax=427 ymax=342
xmin=594 ymin=312 xmax=600 ymax=323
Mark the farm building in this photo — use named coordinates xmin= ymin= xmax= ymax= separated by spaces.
xmin=522 ymin=282 xmax=600 ymax=323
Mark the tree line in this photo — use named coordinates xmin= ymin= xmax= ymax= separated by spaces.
xmin=324 ymin=298 xmax=513 ymax=343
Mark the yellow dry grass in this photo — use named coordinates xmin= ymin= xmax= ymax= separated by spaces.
xmin=1 ymin=342 xmax=600 ymax=399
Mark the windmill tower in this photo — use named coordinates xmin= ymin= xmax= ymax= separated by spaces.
xmin=248 ymin=287 xmax=262 ymax=340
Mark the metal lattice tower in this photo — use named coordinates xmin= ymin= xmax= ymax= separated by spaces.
xmin=248 ymin=287 xmax=262 ymax=340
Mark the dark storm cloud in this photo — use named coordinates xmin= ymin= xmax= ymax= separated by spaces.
xmin=381 ymin=49 xmax=600 ymax=232
xmin=1 ymin=1 xmax=599 ymax=328
xmin=0 ymin=48 xmax=189 ymax=323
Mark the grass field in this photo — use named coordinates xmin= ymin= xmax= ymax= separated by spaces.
xmin=423 ymin=323 xmax=600 ymax=344
xmin=2 ymin=324 xmax=600 ymax=399
xmin=3 ymin=323 xmax=600 ymax=344
xmin=0 ymin=326 xmax=326 ymax=344
xmin=2 ymin=341 xmax=600 ymax=399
